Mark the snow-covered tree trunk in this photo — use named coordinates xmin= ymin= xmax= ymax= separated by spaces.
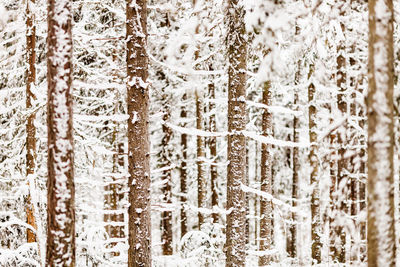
xmin=288 ymin=31 xmax=300 ymax=257
xmin=226 ymin=0 xmax=247 ymax=265
xmin=126 ymin=0 xmax=152 ymax=265
xmin=367 ymin=0 xmax=396 ymax=266
xmin=332 ymin=13 xmax=347 ymax=262
xmin=25 ymin=0 xmax=37 ymax=244
xmin=46 ymin=0 xmax=76 ymax=265
xmin=208 ymin=76 xmax=219 ymax=223
xmin=308 ymin=63 xmax=321 ymax=263
xmin=259 ymin=81 xmax=273 ymax=266
xmin=193 ymin=0 xmax=207 ymax=228
xmin=196 ymin=88 xmax=206 ymax=227
xmin=180 ymin=93 xmax=188 ymax=238
xmin=161 ymin=92 xmax=173 ymax=255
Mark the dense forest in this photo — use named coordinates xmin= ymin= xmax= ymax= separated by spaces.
xmin=0 ymin=0 xmax=399 ymax=266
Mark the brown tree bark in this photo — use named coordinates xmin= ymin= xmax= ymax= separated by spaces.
xmin=287 ymin=25 xmax=300 ymax=259
xmin=46 ymin=0 xmax=76 ymax=265
xmin=196 ymin=89 xmax=206 ymax=227
xmin=126 ymin=0 xmax=152 ymax=266
xmin=180 ymin=93 xmax=188 ymax=238
xmin=287 ymin=40 xmax=300 ymax=258
xmin=161 ymin=93 xmax=173 ymax=255
xmin=259 ymin=81 xmax=273 ymax=266
xmin=367 ymin=0 xmax=396 ymax=266
xmin=104 ymin=113 xmax=125 ymax=256
xmin=331 ymin=15 xmax=347 ymax=263
xmin=193 ymin=0 xmax=207 ymax=227
xmin=208 ymin=79 xmax=219 ymax=223
xmin=308 ymin=64 xmax=321 ymax=263
xmin=26 ymin=0 xmax=37 ymax=244
xmin=226 ymin=1 xmax=247 ymax=266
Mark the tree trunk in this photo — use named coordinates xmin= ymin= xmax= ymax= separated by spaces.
xmin=196 ymin=89 xmax=206 ymax=227
xmin=46 ymin=0 xmax=76 ymax=265
xmin=26 ymin=0 xmax=37 ymax=244
xmin=259 ymin=81 xmax=273 ymax=266
xmin=288 ymin=54 xmax=300 ymax=259
xmin=126 ymin=0 xmax=152 ymax=266
xmin=208 ymin=79 xmax=219 ymax=223
xmin=308 ymin=64 xmax=321 ymax=263
xmin=367 ymin=1 xmax=396 ymax=266
xmin=161 ymin=95 xmax=173 ymax=255
xmin=180 ymin=93 xmax=188 ymax=238
xmin=332 ymin=16 xmax=347 ymax=263
xmin=226 ymin=0 xmax=247 ymax=266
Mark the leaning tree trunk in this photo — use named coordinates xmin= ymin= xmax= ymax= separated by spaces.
xmin=26 ymin=0 xmax=37 ymax=244
xmin=308 ymin=64 xmax=321 ymax=263
xmin=46 ymin=0 xmax=76 ymax=265
xmin=259 ymin=81 xmax=273 ymax=266
xmin=226 ymin=1 xmax=247 ymax=266
xmin=126 ymin=0 xmax=152 ymax=266
xmin=367 ymin=0 xmax=396 ymax=266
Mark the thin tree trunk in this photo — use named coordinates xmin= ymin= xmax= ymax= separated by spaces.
xmin=26 ymin=0 xmax=37 ymax=244
xmin=308 ymin=64 xmax=321 ymax=263
xmin=126 ymin=0 xmax=151 ymax=265
xmin=46 ymin=0 xmax=75 ymax=265
xmin=226 ymin=1 xmax=247 ymax=265
xmin=288 ymin=62 xmax=300 ymax=260
xmin=196 ymin=89 xmax=206 ymax=227
xmin=367 ymin=1 xmax=396 ymax=266
xmin=259 ymin=81 xmax=273 ymax=266
xmin=208 ymin=77 xmax=219 ymax=223
xmin=332 ymin=16 xmax=347 ymax=262
xmin=287 ymin=25 xmax=300 ymax=259
xmin=180 ymin=93 xmax=188 ymax=238
xmin=193 ymin=0 xmax=207 ymax=227
xmin=161 ymin=97 xmax=173 ymax=255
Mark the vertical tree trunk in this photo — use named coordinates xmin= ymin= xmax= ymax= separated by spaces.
xmin=308 ymin=64 xmax=321 ymax=263
xmin=26 ymin=0 xmax=37 ymax=244
xmin=126 ymin=0 xmax=151 ymax=266
xmin=367 ymin=1 xmax=396 ymax=266
xmin=226 ymin=0 xmax=247 ymax=266
xmin=46 ymin=0 xmax=75 ymax=265
xmin=332 ymin=15 xmax=347 ymax=262
xmin=193 ymin=0 xmax=207 ymax=227
xmin=104 ymin=108 xmax=125 ymax=256
xmin=288 ymin=43 xmax=300 ymax=258
xmin=196 ymin=89 xmax=206 ymax=227
xmin=208 ymin=78 xmax=219 ymax=223
xmin=180 ymin=93 xmax=188 ymax=238
xmin=259 ymin=81 xmax=273 ymax=266
xmin=161 ymin=98 xmax=173 ymax=255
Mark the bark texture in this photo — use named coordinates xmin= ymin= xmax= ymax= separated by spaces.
xmin=259 ymin=81 xmax=273 ymax=266
xmin=225 ymin=1 xmax=247 ymax=266
xmin=26 ymin=0 xmax=37 ymax=244
xmin=208 ymin=79 xmax=219 ymax=223
xmin=196 ymin=89 xmax=206 ymax=227
xmin=46 ymin=0 xmax=76 ymax=265
xmin=367 ymin=0 xmax=396 ymax=266
xmin=331 ymin=15 xmax=347 ymax=262
xmin=288 ymin=53 xmax=300 ymax=259
xmin=161 ymin=95 xmax=173 ymax=255
xmin=180 ymin=93 xmax=188 ymax=238
xmin=126 ymin=0 xmax=152 ymax=266
xmin=308 ymin=64 xmax=321 ymax=263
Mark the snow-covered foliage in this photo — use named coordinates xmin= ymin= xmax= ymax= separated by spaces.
xmin=1 ymin=0 xmax=399 ymax=266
